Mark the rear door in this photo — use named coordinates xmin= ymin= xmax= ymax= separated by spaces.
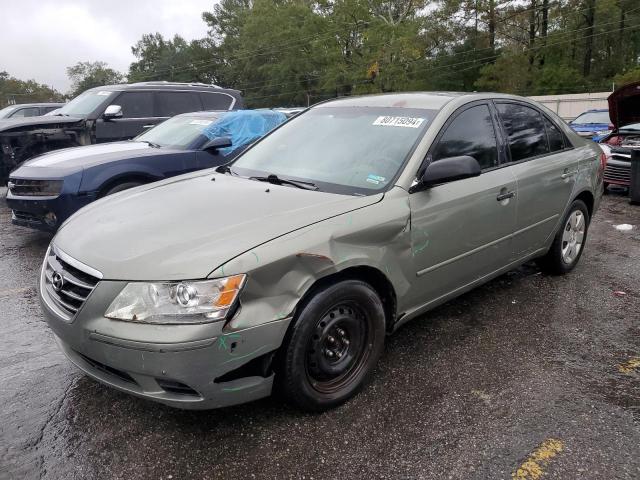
xmin=495 ymin=101 xmax=577 ymax=257
xmin=95 ymin=91 xmax=156 ymax=142
xmin=407 ymin=102 xmax=518 ymax=308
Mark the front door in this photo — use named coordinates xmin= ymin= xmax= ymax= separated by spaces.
xmin=494 ymin=102 xmax=578 ymax=257
xmin=95 ymin=91 xmax=158 ymax=143
xmin=407 ymin=103 xmax=518 ymax=309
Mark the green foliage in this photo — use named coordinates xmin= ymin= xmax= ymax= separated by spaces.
xmin=66 ymin=61 xmax=124 ymax=97
xmin=128 ymin=33 xmax=216 ymax=84
xmin=0 ymin=71 xmax=64 ymax=106
xmin=614 ymin=67 xmax=640 ymax=88
xmin=123 ymin=0 xmax=640 ymax=106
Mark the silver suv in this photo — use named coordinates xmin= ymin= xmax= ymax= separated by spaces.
xmin=38 ymin=92 xmax=604 ymax=411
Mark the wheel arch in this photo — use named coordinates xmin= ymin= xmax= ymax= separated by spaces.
xmin=573 ymin=189 xmax=595 ymax=218
xmin=97 ymin=172 xmax=160 ymax=197
xmin=290 ymin=265 xmax=398 ymax=334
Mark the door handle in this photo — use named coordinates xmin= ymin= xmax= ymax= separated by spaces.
xmin=142 ymin=124 xmax=155 ymax=129
xmin=561 ymin=170 xmax=578 ymax=179
xmin=496 ymin=191 xmax=516 ymax=202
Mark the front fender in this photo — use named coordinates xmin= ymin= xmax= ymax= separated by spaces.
xmin=211 ymin=187 xmax=413 ymax=331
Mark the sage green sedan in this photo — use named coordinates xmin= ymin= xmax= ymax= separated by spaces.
xmin=39 ymin=92 xmax=604 ymax=411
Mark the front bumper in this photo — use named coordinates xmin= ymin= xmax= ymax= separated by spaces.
xmin=40 ymin=273 xmax=292 ymax=410
xmin=6 ymin=173 xmax=88 ymax=232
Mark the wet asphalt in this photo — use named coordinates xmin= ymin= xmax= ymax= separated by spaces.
xmin=0 ymin=189 xmax=638 ymax=480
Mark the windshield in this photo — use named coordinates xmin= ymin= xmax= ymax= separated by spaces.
xmin=231 ymin=106 xmax=435 ymax=195
xmin=57 ymin=90 xmax=115 ymax=117
xmin=136 ymin=114 xmax=223 ymax=149
xmin=572 ymin=111 xmax=609 ymax=124
xmin=0 ymin=106 xmax=17 ymax=119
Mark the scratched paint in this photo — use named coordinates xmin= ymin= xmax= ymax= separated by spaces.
xmin=618 ymin=357 xmax=640 ymax=374
xmin=412 ymin=229 xmax=430 ymax=256
xmin=513 ymin=438 xmax=564 ymax=479
xmin=217 ymin=333 xmax=242 ymax=354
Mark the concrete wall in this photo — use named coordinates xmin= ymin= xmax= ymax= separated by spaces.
xmin=528 ymin=92 xmax=611 ymax=121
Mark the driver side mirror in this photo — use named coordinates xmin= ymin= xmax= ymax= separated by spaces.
xmin=412 ymin=155 xmax=481 ymax=192
xmin=103 ymin=105 xmax=122 ymax=119
xmin=202 ymin=136 xmax=232 ymax=152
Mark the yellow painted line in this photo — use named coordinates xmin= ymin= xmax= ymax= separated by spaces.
xmin=513 ymin=438 xmax=564 ymax=479
xmin=618 ymin=357 xmax=640 ymax=374
xmin=0 ymin=287 xmax=33 ymax=297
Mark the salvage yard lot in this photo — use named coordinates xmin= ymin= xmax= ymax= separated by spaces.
xmin=0 ymin=192 xmax=638 ymax=480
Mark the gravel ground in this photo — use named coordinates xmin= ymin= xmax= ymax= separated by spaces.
xmin=0 ymin=192 xmax=638 ymax=480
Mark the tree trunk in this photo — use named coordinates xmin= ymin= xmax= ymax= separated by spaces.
xmin=583 ymin=0 xmax=596 ymax=77
xmin=488 ymin=0 xmax=495 ymax=51
xmin=529 ymin=0 xmax=537 ymax=66
xmin=539 ymin=0 xmax=549 ymax=67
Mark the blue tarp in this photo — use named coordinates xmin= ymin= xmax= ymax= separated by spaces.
xmin=202 ymin=110 xmax=287 ymax=155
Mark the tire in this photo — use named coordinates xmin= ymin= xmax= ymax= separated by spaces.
xmin=603 ymin=182 xmax=610 ymax=194
xmin=279 ymin=280 xmax=386 ymax=412
xmin=103 ymin=181 xmax=142 ymax=196
xmin=536 ymin=199 xmax=590 ymax=275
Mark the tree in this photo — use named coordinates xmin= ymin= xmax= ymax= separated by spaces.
xmin=66 ymin=61 xmax=124 ymax=97
xmin=128 ymin=33 xmax=216 ymax=84
xmin=0 ymin=71 xmax=63 ymax=106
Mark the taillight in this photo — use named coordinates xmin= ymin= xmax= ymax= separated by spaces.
xmin=600 ymin=152 xmax=607 ymax=171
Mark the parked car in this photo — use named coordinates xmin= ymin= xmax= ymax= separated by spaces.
xmin=569 ymin=108 xmax=612 ymax=141
xmin=598 ymin=81 xmax=640 ymax=189
xmin=39 ymin=92 xmax=603 ymax=412
xmin=6 ymin=110 xmax=286 ymax=231
xmin=0 ymin=82 xmax=244 ymax=184
xmin=0 ymin=102 xmax=65 ymax=119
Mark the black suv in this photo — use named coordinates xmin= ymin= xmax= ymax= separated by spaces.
xmin=0 ymin=82 xmax=244 ymax=183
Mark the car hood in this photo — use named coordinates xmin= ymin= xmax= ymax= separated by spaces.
xmin=608 ymin=82 xmax=640 ymax=128
xmin=16 ymin=142 xmax=177 ymax=176
xmin=54 ymin=172 xmax=383 ymax=280
xmin=0 ymin=115 xmax=83 ymax=133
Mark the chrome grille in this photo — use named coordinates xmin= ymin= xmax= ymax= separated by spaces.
xmin=8 ymin=178 xmax=63 ymax=197
xmin=42 ymin=247 xmax=101 ymax=320
xmin=604 ymin=162 xmax=631 ymax=184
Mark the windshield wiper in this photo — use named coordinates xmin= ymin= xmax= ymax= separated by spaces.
xmin=140 ymin=140 xmax=161 ymax=148
xmin=249 ymin=174 xmax=319 ymax=191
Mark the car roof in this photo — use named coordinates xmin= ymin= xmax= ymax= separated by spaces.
xmin=313 ymin=91 xmax=550 ymax=111
xmin=85 ymin=82 xmax=242 ymax=95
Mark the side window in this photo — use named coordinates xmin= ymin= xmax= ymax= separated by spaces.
xmin=156 ymin=92 xmax=202 ymax=117
xmin=544 ymin=117 xmax=565 ymax=152
xmin=10 ymin=107 xmax=40 ymax=118
xmin=41 ymin=106 xmax=58 ymax=114
xmin=432 ymin=104 xmax=499 ymax=170
xmin=201 ymin=93 xmax=233 ymax=110
xmin=497 ymin=103 xmax=549 ymax=161
xmin=113 ymin=92 xmax=154 ymax=118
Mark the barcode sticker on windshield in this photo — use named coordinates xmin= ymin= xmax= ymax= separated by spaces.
xmin=190 ymin=120 xmax=213 ymax=126
xmin=373 ymin=116 xmax=425 ymax=128
xmin=96 ymin=91 xmax=111 ymax=96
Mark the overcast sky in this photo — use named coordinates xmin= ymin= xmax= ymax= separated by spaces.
xmin=1 ymin=0 xmax=215 ymax=93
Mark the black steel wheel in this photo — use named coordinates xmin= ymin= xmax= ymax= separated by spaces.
xmin=279 ymin=280 xmax=386 ymax=411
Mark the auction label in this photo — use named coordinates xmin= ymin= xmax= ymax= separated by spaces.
xmin=373 ymin=116 xmax=425 ymax=128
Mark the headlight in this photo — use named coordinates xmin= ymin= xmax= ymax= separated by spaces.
xmin=104 ymin=274 xmax=246 ymax=324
